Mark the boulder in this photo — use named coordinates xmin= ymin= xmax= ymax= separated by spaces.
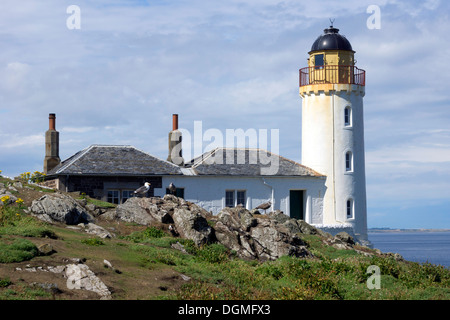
xmin=116 ymin=197 xmax=173 ymax=225
xmin=250 ymin=217 xmax=310 ymax=261
xmin=335 ymin=231 xmax=356 ymax=245
xmin=78 ymin=222 xmax=114 ymax=239
xmin=172 ymin=208 xmax=214 ymax=246
xmin=0 ymin=190 xmax=18 ymax=206
xmin=214 ymin=207 xmax=311 ymax=261
xmin=37 ymin=243 xmax=55 ymax=256
xmin=30 ymin=193 xmax=94 ymax=225
xmin=65 ymin=263 xmax=111 ymax=299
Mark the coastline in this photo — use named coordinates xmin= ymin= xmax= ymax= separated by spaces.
xmin=368 ymin=228 xmax=450 ymax=233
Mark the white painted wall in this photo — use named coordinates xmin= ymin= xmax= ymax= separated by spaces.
xmin=158 ymin=175 xmax=325 ymax=224
xmin=301 ymin=84 xmax=369 ymax=243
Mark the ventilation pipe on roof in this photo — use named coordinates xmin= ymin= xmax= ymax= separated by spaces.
xmin=43 ymin=113 xmax=61 ymax=174
xmin=167 ymin=114 xmax=184 ymax=166
xmin=262 ymin=178 xmax=274 ymax=211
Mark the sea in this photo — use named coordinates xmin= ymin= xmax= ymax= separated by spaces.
xmin=368 ymin=231 xmax=450 ymax=268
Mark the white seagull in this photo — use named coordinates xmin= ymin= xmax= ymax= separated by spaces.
xmin=134 ymin=182 xmax=151 ymax=197
xmin=168 ymin=182 xmax=176 ymax=195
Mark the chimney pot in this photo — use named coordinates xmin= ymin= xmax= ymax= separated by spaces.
xmin=49 ymin=113 xmax=56 ymax=131
xmin=172 ymin=114 xmax=178 ymax=131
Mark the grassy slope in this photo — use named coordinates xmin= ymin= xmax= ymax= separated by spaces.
xmin=0 ymin=176 xmax=449 ymax=300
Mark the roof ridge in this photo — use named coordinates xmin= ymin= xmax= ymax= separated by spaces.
xmin=132 ymin=145 xmax=184 ymax=169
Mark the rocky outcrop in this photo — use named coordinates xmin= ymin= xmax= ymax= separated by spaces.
xmin=115 ymin=195 xmax=212 ymax=226
xmin=172 ymin=208 xmax=214 ymax=246
xmin=27 ymin=191 xmax=363 ymax=262
xmin=214 ymin=207 xmax=311 ymax=261
xmin=30 ymin=193 xmax=94 ymax=225
xmin=116 ymin=197 xmax=172 ymax=225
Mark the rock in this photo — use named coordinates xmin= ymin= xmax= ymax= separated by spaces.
xmin=0 ymin=191 xmax=17 ymax=206
xmin=171 ymin=241 xmax=188 ymax=253
xmin=78 ymin=223 xmax=114 ymax=239
xmin=12 ymin=181 xmax=23 ymax=189
xmin=173 ymin=208 xmax=214 ymax=246
xmin=98 ymin=208 xmax=117 ymax=221
xmin=103 ymin=259 xmax=121 ymax=274
xmin=214 ymin=207 xmax=311 ymax=261
xmin=250 ymin=217 xmax=310 ymax=261
xmin=37 ymin=243 xmax=55 ymax=256
xmin=180 ymin=274 xmax=191 ymax=281
xmin=116 ymin=197 xmax=173 ymax=225
xmin=103 ymin=259 xmax=113 ymax=269
xmin=334 ymin=232 xmax=355 ymax=245
xmin=30 ymin=193 xmax=94 ymax=225
xmin=65 ymin=263 xmax=111 ymax=299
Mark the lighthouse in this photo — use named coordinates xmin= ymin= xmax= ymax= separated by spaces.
xmin=299 ymin=25 xmax=369 ymax=245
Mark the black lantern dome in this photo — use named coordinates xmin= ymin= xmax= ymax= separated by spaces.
xmin=309 ymin=26 xmax=353 ymax=53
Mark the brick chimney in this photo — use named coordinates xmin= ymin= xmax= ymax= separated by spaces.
xmin=43 ymin=113 xmax=61 ymax=173
xmin=167 ymin=114 xmax=184 ymax=166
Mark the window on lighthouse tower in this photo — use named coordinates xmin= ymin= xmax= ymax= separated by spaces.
xmin=345 ymin=151 xmax=353 ymax=172
xmin=346 ymin=199 xmax=353 ymax=219
xmin=344 ymin=106 xmax=352 ymax=126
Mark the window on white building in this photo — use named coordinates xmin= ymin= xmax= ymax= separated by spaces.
xmin=225 ymin=190 xmax=234 ymax=207
xmin=107 ymin=190 xmax=120 ymax=204
xmin=225 ymin=190 xmax=247 ymax=207
xmin=346 ymin=199 xmax=353 ymax=219
xmin=346 ymin=151 xmax=353 ymax=172
xmin=237 ymin=190 xmax=246 ymax=207
xmin=344 ymin=106 xmax=351 ymax=126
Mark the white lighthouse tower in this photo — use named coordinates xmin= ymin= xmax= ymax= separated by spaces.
xmin=299 ymin=25 xmax=370 ymax=245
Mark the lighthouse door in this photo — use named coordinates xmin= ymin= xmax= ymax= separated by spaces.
xmin=289 ymin=190 xmax=304 ymax=220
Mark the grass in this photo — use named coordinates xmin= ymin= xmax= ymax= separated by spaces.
xmin=0 ymin=175 xmax=449 ymax=300
xmin=0 ymin=238 xmax=39 ymax=263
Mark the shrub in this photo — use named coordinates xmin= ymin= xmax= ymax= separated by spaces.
xmin=125 ymin=227 xmax=166 ymax=243
xmin=0 ymin=238 xmax=39 ymax=263
xmin=81 ymin=238 xmax=105 ymax=246
xmin=0 ymin=277 xmax=12 ymax=288
xmin=195 ymin=243 xmax=230 ymax=264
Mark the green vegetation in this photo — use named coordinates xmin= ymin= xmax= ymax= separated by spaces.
xmin=0 ymin=238 xmax=39 ymax=263
xmin=0 ymin=199 xmax=57 ymax=239
xmin=124 ymin=226 xmax=167 ymax=243
xmin=81 ymin=237 xmax=105 ymax=246
xmin=0 ymin=175 xmax=448 ymax=300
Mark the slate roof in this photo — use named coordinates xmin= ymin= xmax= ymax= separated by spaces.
xmin=186 ymin=148 xmax=323 ymax=177
xmin=47 ymin=145 xmax=182 ymax=176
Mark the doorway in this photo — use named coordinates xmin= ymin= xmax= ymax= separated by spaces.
xmin=289 ymin=190 xmax=305 ymax=220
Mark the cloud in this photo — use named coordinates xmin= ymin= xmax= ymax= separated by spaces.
xmin=0 ymin=133 xmax=44 ymax=149
xmin=0 ymin=0 xmax=449 ymax=228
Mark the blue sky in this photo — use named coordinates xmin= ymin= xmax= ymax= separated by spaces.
xmin=0 ymin=0 xmax=449 ymax=228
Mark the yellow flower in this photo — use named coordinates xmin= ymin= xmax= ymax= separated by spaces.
xmin=1 ymin=195 xmax=10 ymax=203
xmin=16 ymin=198 xmax=24 ymax=205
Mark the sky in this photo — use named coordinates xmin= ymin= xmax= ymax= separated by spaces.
xmin=0 ymin=0 xmax=449 ymax=229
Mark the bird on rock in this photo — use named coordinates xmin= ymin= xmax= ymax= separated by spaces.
xmin=134 ymin=182 xmax=151 ymax=197
xmin=255 ymin=201 xmax=271 ymax=214
xmin=168 ymin=182 xmax=177 ymax=195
